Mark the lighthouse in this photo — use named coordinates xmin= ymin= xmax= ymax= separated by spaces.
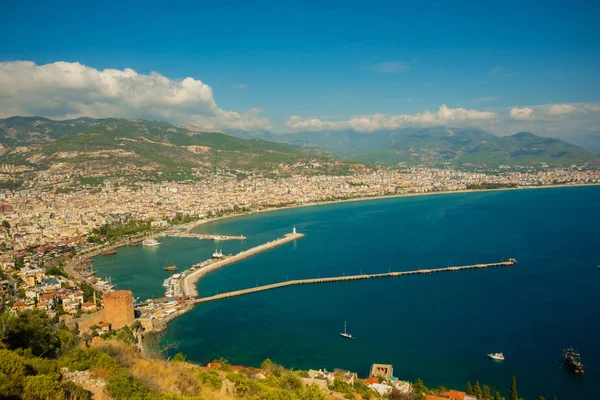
xmin=293 ymin=226 xmax=297 ymax=234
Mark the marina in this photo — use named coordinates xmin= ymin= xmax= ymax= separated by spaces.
xmin=181 ymin=229 xmax=305 ymax=297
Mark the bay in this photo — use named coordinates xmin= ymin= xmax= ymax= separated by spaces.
xmin=93 ymin=186 xmax=600 ymax=399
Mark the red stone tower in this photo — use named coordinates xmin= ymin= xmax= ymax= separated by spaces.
xmin=103 ymin=290 xmax=134 ymax=329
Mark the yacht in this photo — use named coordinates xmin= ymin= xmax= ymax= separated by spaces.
xmin=142 ymin=238 xmax=160 ymax=247
xmin=487 ymin=353 xmax=505 ymax=360
xmin=212 ymin=249 xmax=224 ymax=259
xmin=340 ymin=321 xmax=353 ymax=339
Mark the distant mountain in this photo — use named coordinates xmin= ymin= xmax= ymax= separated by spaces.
xmin=228 ymin=126 xmax=598 ymax=167
xmin=0 ymin=117 xmax=349 ymax=177
xmin=562 ymin=133 xmax=600 ymax=156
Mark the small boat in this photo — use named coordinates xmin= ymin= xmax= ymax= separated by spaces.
xmin=488 ymin=353 xmax=505 ymax=360
xmin=100 ymin=250 xmax=117 ymax=256
xmin=563 ymin=348 xmax=584 ymax=374
xmin=164 ymin=265 xmax=177 ymax=271
xmin=212 ymin=249 xmax=224 ymax=259
xmin=340 ymin=321 xmax=353 ymax=339
xmin=142 ymin=238 xmax=160 ymax=247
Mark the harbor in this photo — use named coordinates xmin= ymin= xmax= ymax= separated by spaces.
xmin=181 ymin=229 xmax=305 ymax=297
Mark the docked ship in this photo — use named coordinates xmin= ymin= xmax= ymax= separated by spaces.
xmin=142 ymin=238 xmax=160 ymax=247
xmin=164 ymin=265 xmax=177 ymax=271
xmin=563 ymin=348 xmax=584 ymax=374
xmin=340 ymin=321 xmax=353 ymax=339
xmin=100 ymin=250 xmax=117 ymax=256
xmin=487 ymin=353 xmax=505 ymax=361
xmin=212 ymin=249 xmax=224 ymax=259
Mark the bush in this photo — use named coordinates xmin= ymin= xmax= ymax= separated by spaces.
xmin=300 ymin=384 xmax=326 ymax=400
xmin=62 ymin=381 xmax=92 ymax=400
xmin=25 ymin=356 xmax=60 ymax=376
xmin=23 ymin=374 xmax=65 ymax=400
xmin=0 ymin=349 xmax=27 ymax=377
xmin=197 ymin=370 xmax=222 ymax=390
xmin=106 ymin=369 xmax=152 ymax=400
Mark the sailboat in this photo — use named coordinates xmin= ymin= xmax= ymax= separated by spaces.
xmin=340 ymin=321 xmax=353 ymax=339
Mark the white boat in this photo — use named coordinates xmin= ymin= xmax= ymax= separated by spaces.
xmin=488 ymin=353 xmax=505 ymax=360
xmin=212 ymin=249 xmax=224 ymax=259
xmin=142 ymin=238 xmax=160 ymax=247
xmin=340 ymin=321 xmax=353 ymax=339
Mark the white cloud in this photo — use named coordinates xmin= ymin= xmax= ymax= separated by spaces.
xmin=509 ymin=103 xmax=599 ymax=121
xmin=0 ymin=61 xmax=270 ymax=130
xmin=231 ymin=83 xmax=248 ymax=90
xmin=509 ymin=107 xmax=535 ymax=120
xmin=285 ymin=105 xmax=498 ymax=132
xmin=546 ymin=104 xmax=576 ymax=116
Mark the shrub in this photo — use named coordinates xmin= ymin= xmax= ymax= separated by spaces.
xmin=23 ymin=374 xmax=65 ymax=400
xmin=62 ymin=381 xmax=92 ymax=400
xmin=197 ymin=370 xmax=222 ymax=390
xmin=0 ymin=349 xmax=27 ymax=377
xmin=106 ymin=369 xmax=152 ymax=400
xmin=25 ymin=356 xmax=60 ymax=376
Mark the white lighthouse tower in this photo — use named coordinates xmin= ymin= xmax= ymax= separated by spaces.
xmin=292 ymin=226 xmax=297 ymax=234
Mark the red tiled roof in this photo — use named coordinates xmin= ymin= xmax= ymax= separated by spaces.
xmin=443 ymin=390 xmax=469 ymax=400
xmin=364 ymin=377 xmax=379 ymax=384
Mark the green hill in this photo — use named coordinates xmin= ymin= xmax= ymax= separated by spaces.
xmin=230 ymin=126 xmax=598 ymax=168
xmin=0 ymin=117 xmax=353 ymax=181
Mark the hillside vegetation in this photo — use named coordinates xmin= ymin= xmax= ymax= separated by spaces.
xmin=0 ymin=117 xmax=355 ymax=180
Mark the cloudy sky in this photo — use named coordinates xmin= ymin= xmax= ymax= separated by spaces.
xmin=1 ymin=0 xmax=599 ymax=137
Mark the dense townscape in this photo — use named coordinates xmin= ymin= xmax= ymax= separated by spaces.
xmin=2 ymin=166 xmax=598 ymax=251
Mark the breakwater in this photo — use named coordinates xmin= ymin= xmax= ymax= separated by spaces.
xmin=181 ymin=232 xmax=305 ymax=297
xmin=194 ymin=259 xmax=516 ymax=304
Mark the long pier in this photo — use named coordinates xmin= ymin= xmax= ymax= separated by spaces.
xmin=194 ymin=259 xmax=516 ymax=304
xmin=181 ymin=232 xmax=306 ymax=297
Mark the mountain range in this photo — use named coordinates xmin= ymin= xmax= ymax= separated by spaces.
xmin=1 ymin=117 xmax=597 ymax=182
xmin=229 ymin=126 xmax=598 ymax=168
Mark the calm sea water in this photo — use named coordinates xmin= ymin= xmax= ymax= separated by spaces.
xmin=93 ymin=186 xmax=600 ymax=399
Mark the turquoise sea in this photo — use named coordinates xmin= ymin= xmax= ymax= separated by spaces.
xmin=92 ymin=186 xmax=600 ymax=399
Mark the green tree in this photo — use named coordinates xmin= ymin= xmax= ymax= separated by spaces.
xmin=2 ymin=309 xmax=61 ymax=358
xmin=172 ymin=352 xmax=185 ymax=362
xmin=495 ymin=392 xmax=502 ymax=400
xmin=466 ymin=381 xmax=473 ymax=395
xmin=538 ymin=397 xmax=546 ymax=400
xmin=474 ymin=381 xmax=482 ymax=398
xmin=510 ymin=377 xmax=518 ymax=400
xmin=483 ymin=385 xmax=491 ymax=398
xmin=2 ymin=220 xmax=10 ymax=229
xmin=413 ymin=378 xmax=427 ymax=394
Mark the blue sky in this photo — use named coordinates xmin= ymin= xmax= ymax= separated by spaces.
xmin=1 ymin=0 xmax=599 ymax=135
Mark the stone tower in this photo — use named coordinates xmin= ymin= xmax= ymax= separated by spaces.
xmin=103 ymin=290 xmax=135 ymax=329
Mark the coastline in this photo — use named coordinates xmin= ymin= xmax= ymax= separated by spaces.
xmin=184 ymin=182 xmax=600 ymax=231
